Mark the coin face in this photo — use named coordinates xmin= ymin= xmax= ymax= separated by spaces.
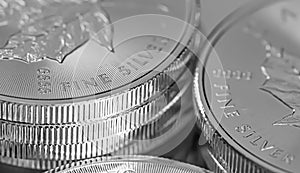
xmin=0 ymin=0 xmax=198 ymax=103
xmin=47 ymin=156 xmax=212 ymax=173
xmin=194 ymin=1 xmax=300 ymax=172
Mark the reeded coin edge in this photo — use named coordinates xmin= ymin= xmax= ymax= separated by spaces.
xmin=0 ymin=35 xmax=198 ymax=125
xmin=115 ymin=87 xmax=195 ymax=157
xmin=193 ymin=1 xmax=290 ymax=173
xmin=0 ymin=77 xmax=185 ymax=145
xmin=193 ymin=81 xmax=268 ymax=173
xmin=0 ymin=80 xmax=191 ymax=168
xmin=0 ymin=0 xmax=201 ymax=125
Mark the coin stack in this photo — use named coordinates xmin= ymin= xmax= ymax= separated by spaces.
xmin=194 ymin=0 xmax=300 ymax=173
xmin=0 ymin=0 xmax=202 ymax=171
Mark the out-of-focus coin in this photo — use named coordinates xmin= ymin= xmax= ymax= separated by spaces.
xmin=194 ymin=0 xmax=300 ymax=173
xmin=0 ymin=0 xmax=200 ymax=125
xmin=46 ymin=155 xmax=212 ymax=173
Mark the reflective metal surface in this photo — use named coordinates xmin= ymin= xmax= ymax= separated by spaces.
xmin=46 ymin=155 xmax=212 ymax=173
xmin=0 ymin=0 xmax=196 ymax=102
xmin=0 ymin=0 xmax=203 ymax=171
xmin=194 ymin=0 xmax=300 ymax=172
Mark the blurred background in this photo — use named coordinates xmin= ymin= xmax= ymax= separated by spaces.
xmin=201 ymin=0 xmax=250 ymax=33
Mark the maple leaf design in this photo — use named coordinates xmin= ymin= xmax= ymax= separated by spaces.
xmin=0 ymin=0 xmax=114 ymax=63
xmin=261 ymin=46 xmax=300 ymax=128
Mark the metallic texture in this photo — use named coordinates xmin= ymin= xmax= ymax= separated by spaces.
xmin=46 ymin=155 xmax=212 ymax=173
xmin=194 ymin=0 xmax=300 ymax=173
xmin=0 ymin=0 xmax=199 ymax=123
xmin=0 ymin=0 xmax=202 ymax=170
xmin=0 ymin=76 xmax=193 ymax=169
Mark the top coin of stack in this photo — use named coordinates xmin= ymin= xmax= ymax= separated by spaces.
xmin=194 ymin=0 xmax=300 ymax=172
xmin=0 ymin=0 xmax=202 ymax=170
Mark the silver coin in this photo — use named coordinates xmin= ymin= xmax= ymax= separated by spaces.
xmin=46 ymin=155 xmax=212 ymax=173
xmin=194 ymin=0 xmax=300 ymax=173
xmin=0 ymin=0 xmax=201 ymax=125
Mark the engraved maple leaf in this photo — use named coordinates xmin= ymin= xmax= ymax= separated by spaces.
xmin=261 ymin=46 xmax=300 ymax=128
xmin=0 ymin=0 xmax=114 ymax=63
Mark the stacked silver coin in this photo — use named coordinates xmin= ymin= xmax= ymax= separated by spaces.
xmin=194 ymin=0 xmax=300 ymax=173
xmin=0 ymin=0 xmax=202 ymax=170
xmin=46 ymin=155 xmax=212 ymax=173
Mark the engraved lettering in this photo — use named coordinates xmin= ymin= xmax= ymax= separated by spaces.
xmin=260 ymin=140 xmax=275 ymax=151
xmin=115 ymin=36 xmax=169 ymax=75
xmin=282 ymin=154 xmax=295 ymax=165
xmin=220 ymin=99 xmax=235 ymax=109
xmin=138 ymin=51 xmax=154 ymax=59
xmin=270 ymin=149 xmax=284 ymax=158
xmin=126 ymin=62 xmax=139 ymax=71
xmin=60 ymin=82 xmax=71 ymax=92
xmin=235 ymin=124 xmax=294 ymax=164
xmin=37 ymin=68 xmax=50 ymax=75
xmin=213 ymin=69 xmax=252 ymax=80
xmin=60 ymin=73 xmax=113 ymax=92
xmin=98 ymin=74 xmax=112 ymax=84
xmin=37 ymin=68 xmax=51 ymax=94
xmin=217 ymin=99 xmax=231 ymax=103
xmin=37 ymin=75 xmax=50 ymax=81
xmin=216 ymin=93 xmax=231 ymax=97
xmin=214 ymin=84 xmax=229 ymax=91
xmin=224 ymin=110 xmax=240 ymax=119
xmin=118 ymin=66 xmax=131 ymax=76
xmin=82 ymin=78 xmax=99 ymax=88
xmin=146 ymin=43 xmax=163 ymax=52
xmin=131 ymin=52 xmax=154 ymax=66
xmin=235 ymin=124 xmax=251 ymax=133
xmin=250 ymin=135 xmax=262 ymax=146
xmin=132 ymin=56 xmax=148 ymax=66
xmin=243 ymin=131 xmax=256 ymax=138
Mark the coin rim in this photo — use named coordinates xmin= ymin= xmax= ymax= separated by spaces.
xmin=46 ymin=155 xmax=212 ymax=173
xmin=0 ymin=0 xmax=199 ymax=104
xmin=193 ymin=0 xmax=291 ymax=173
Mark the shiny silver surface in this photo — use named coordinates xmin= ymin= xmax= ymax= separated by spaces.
xmin=0 ymin=0 xmax=202 ymax=170
xmin=46 ymin=155 xmax=212 ymax=173
xmin=0 ymin=0 xmax=197 ymax=101
xmin=0 ymin=0 xmax=202 ymax=130
xmin=194 ymin=0 xmax=300 ymax=172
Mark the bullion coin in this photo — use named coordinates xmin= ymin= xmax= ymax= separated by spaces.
xmin=194 ymin=0 xmax=300 ymax=172
xmin=0 ymin=0 xmax=201 ymax=125
xmin=0 ymin=54 xmax=197 ymax=170
xmin=0 ymin=66 xmax=192 ymax=168
xmin=0 ymin=0 xmax=203 ymax=170
xmin=46 ymin=155 xmax=212 ymax=173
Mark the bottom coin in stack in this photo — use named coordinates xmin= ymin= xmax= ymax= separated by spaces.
xmin=46 ymin=155 xmax=212 ymax=173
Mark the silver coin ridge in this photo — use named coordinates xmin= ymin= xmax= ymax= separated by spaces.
xmin=46 ymin=155 xmax=212 ymax=173
xmin=194 ymin=0 xmax=300 ymax=173
xmin=0 ymin=0 xmax=198 ymax=102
